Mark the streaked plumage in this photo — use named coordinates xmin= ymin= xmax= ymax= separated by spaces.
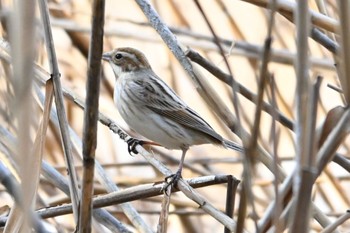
xmin=102 ymin=47 xmax=243 ymax=184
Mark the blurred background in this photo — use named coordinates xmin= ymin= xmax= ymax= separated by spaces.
xmin=0 ymin=0 xmax=349 ymax=232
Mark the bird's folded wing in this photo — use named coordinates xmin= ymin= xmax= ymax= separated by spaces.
xmin=150 ymin=107 xmax=223 ymax=142
xmin=130 ymin=72 xmax=223 ymax=142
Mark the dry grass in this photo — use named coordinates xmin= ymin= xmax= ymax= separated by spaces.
xmin=0 ymin=0 xmax=349 ymax=232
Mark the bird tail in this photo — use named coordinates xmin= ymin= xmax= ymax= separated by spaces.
xmin=223 ymin=139 xmax=244 ymax=153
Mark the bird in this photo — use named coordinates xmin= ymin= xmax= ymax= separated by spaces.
xmin=102 ymin=47 xmax=243 ymax=186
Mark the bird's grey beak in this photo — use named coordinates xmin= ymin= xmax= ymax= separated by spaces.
xmin=102 ymin=51 xmax=112 ymax=61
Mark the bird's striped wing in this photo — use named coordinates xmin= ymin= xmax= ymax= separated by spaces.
xmin=129 ymin=72 xmax=223 ymax=142
xmin=151 ymin=107 xmax=223 ymax=143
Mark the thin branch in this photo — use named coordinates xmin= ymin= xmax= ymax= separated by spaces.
xmin=0 ymin=175 xmax=235 ymax=223
xmin=240 ymin=0 xmax=337 ymax=33
xmin=6 ymin=0 xmax=43 ymax=231
xmin=50 ymin=17 xmax=335 ymax=68
xmin=192 ymin=0 xmax=241 ymax=127
xmin=78 ymin=0 xmax=104 ymax=231
xmin=336 ymin=1 xmax=350 ymax=103
xmin=241 ymin=0 xmax=339 ymax=54
xmin=157 ymin=187 xmax=172 ymax=233
xmin=224 ymin=176 xmax=240 ymax=233
xmin=134 ymin=0 xmax=196 ymax=83
xmin=186 ymin=48 xmax=294 ymax=130
xmin=290 ymin=1 xmax=313 ymax=231
xmin=38 ymin=0 xmax=80 ymax=222
xmin=321 ymin=210 xmax=350 ymax=233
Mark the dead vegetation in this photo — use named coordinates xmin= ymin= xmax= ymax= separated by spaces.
xmin=0 ymin=0 xmax=349 ymax=232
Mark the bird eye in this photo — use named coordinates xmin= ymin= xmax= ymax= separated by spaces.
xmin=115 ymin=53 xmax=123 ymax=60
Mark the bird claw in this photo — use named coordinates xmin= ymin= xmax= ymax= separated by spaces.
xmin=126 ymin=138 xmax=144 ymax=155
xmin=162 ymin=171 xmax=182 ymax=191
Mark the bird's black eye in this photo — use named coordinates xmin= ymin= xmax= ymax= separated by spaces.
xmin=115 ymin=53 xmax=123 ymax=60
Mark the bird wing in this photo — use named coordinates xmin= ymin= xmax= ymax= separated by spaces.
xmin=129 ymin=72 xmax=223 ymax=142
xmin=153 ymin=107 xmax=224 ymax=143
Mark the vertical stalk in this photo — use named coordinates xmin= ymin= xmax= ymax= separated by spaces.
xmin=38 ymin=0 xmax=81 ymax=223
xmin=290 ymin=1 xmax=313 ymax=232
xmin=6 ymin=0 xmax=37 ymax=231
xmin=78 ymin=0 xmax=105 ymax=231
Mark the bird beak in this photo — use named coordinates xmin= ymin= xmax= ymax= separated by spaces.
xmin=102 ymin=51 xmax=112 ymax=61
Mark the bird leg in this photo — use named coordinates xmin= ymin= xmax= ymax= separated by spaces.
xmin=164 ymin=148 xmax=188 ymax=188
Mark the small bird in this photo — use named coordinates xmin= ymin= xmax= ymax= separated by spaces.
xmin=102 ymin=47 xmax=243 ymax=185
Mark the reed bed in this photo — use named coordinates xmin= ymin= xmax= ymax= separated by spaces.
xmin=0 ymin=0 xmax=349 ymax=232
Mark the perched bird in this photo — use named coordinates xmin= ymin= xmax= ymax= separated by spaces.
xmin=102 ymin=47 xmax=243 ymax=185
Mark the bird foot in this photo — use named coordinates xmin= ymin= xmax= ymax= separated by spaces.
xmin=126 ymin=138 xmax=144 ymax=155
xmin=126 ymin=138 xmax=161 ymax=155
xmin=163 ymin=171 xmax=182 ymax=190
